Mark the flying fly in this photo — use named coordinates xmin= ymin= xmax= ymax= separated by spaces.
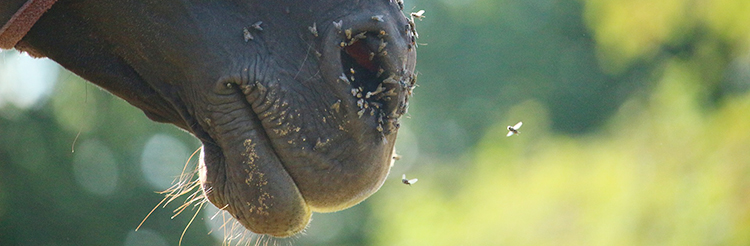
xmin=506 ymin=121 xmax=523 ymax=137
xmin=402 ymin=174 xmax=418 ymax=186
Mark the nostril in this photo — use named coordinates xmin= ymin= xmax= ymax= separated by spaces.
xmin=333 ymin=18 xmax=414 ymax=136
xmin=340 ymin=32 xmax=390 ymax=93
xmin=343 ymin=39 xmax=377 ymax=72
xmin=340 ymin=30 xmax=404 ymax=132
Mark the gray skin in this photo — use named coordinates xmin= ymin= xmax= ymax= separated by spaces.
xmin=13 ymin=0 xmax=417 ymax=237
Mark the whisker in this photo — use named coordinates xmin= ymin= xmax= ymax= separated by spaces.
xmin=179 ymin=201 xmax=205 ymax=246
xmin=293 ymin=38 xmax=313 ymax=80
xmin=178 ymin=147 xmax=202 ymax=182
xmin=211 ymin=204 xmax=230 ymax=220
xmin=138 ymin=146 xmax=203 ymax=231
xmin=135 ymin=194 xmax=168 ymax=231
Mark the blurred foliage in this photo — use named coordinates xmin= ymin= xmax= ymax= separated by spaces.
xmin=373 ymin=60 xmax=750 ymax=245
xmin=2 ymin=0 xmax=750 ymax=245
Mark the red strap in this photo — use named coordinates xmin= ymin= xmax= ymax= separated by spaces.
xmin=0 ymin=0 xmax=58 ymax=49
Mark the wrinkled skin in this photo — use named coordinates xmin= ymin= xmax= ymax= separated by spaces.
xmin=14 ymin=0 xmax=417 ymax=237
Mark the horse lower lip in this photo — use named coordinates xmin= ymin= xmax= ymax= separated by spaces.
xmin=195 ymin=91 xmax=313 ymax=236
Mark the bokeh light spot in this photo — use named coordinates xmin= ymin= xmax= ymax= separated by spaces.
xmin=73 ymin=138 xmax=119 ymax=196
xmin=0 ymin=50 xmax=59 ymax=109
xmin=140 ymin=134 xmax=191 ymax=190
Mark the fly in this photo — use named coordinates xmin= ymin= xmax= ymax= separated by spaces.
xmin=243 ymin=27 xmax=253 ymax=41
xmin=333 ymin=20 xmax=343 ymax=32
xmin=402 ymin=174 xmax=418 ymax=186
xmin=308 ymin=22 xmax=318 ymax=37
xmin=411 ymin=10 xmax=426 ymax=20
xmin=251 ymin=21 xmax=263 ymax=31
xmin=506 ymin=121 xmax=523 ymax=137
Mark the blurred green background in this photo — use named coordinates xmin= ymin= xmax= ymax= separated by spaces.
xmin=3 ymin=0 xmax=750 ymax=245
